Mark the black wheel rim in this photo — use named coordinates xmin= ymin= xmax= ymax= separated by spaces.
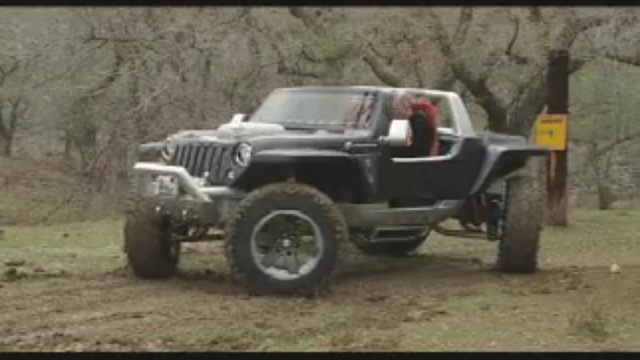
xmin=250 ymin=210 xmax=324 ymax=281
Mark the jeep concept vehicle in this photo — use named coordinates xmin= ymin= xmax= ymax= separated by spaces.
xmin=125 ymin=86 xmax=548 ymax=295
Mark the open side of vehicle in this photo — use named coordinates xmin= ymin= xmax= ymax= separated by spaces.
xmin=124 ymin=86 xmax=548 ymax=295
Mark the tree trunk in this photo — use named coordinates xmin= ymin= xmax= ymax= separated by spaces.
xmin=596 ymin=183 xmax=615 ymax=210
xmin=595 ymin=149 xmax=617 ymax=210
xmin=0 ymin=135 xmax=12 ymax=158
xmin=63 ymin=131 xmax=73 ymax=160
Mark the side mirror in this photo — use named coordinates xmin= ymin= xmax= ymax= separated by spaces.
xmin=230 ymin=113 xmax=246 ymax=125
xmin=380 ymin=119 xmax=412 ymax=147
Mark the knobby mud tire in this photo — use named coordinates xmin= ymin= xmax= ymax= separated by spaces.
xmin=496 ymin=158 xmax=545 ymax=273
xmin=123 ymin=169 xmax=179 ymax=279
xmin=224 ymin=182 xmax=348 ymax=296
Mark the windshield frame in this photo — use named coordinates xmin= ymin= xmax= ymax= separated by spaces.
xmin=246 ymin=87 xmax=383 ymax=132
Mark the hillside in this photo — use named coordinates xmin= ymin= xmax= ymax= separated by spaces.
xmin=0 ymin=157 xmax=120 ymax=226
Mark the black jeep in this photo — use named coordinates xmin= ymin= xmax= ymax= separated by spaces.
xmin=125 ymin=86 xmax=548 ymax=295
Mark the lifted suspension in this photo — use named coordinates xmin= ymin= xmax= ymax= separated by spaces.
xmin=436 ymin=193 xmax=503 ymax=241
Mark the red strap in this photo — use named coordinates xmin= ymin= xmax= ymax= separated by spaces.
xmin=411 ymin=100 xmax=438 ymax=127
xmin=409 ymin=100 xmax=440 ymax=156
xmin=430 ymin=136 xmax=439 ymax=156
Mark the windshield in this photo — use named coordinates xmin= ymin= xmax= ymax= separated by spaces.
xmin=248 ymin=89 xmax=377 ymax=130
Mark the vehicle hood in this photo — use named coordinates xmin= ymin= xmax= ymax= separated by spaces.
xmin=165 ymin=122 xmax=372 ymax=151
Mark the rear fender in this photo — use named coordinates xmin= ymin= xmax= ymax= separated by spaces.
xmin=470 ymin=144 xmax=547 ymax=194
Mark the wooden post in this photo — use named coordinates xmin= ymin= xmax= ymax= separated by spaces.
xmin=546 ymin=49 xmax=569 ymax=227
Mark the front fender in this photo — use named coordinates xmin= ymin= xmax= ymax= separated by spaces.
xmin=231 ymin=148 xmax=373 ymax=201
xmin=137 ymin=141 xmax=165 ymax=161
xmin=470 ymin=144 xmax=547 ymax=194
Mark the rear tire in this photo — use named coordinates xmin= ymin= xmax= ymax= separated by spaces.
xmin=496 ymin=158 xmax=545 ymax=273
xmin=224 ymin=182 xmax=348 ymax=296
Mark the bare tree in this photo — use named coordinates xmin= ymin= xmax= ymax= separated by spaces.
xmin=277 ymin=7 xmax=640 ymax=135
xmin=0 ymin=54 xmax=31 ymax=157
xmin=59 ymin=8 xmax=262 ymax=194
xmin=571 ymin=61 xmax=640 ymax=209
xmin=410 ymin=8 xmax=636 ymax=135
xmin=5 ymin=7 xmax=640 ymax=223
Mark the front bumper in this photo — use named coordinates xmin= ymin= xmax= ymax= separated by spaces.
xmin=132 ymin=162 xmax=244 ymax=226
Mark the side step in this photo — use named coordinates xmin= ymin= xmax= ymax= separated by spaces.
xmin=433 ymin=225 xmax=496 ymax=241
xmin=369 ymin=226 xmax=426 ymax=243
xmin=171 ymin=229 xmax=225 ymax=243
xmin=340 ymin=200 xmax=462 ymax=228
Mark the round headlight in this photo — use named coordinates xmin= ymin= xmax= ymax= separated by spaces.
xmin=161 ymin=141 xmax=177 ymax=161
xmin=234 ymin=142 xmax=252 ymax=167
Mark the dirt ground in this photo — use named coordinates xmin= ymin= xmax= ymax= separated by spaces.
xmin=1 ymin=208 xmax=640 ymax=352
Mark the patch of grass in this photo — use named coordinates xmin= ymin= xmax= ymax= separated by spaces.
xmin=438 ymin=288 xmax=507 ymax=312
xmin=569 ymin=298 xmax=611 ymax=342
xmin=0 ymin=219 xmax=125 ymax=278
xmin=2 ymin=196 xmax=640 ymax=351
xmin=527 ymin=207 xmax=640 ymax=268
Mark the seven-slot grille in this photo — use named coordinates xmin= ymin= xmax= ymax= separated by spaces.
xmin=171 ymin=142 xmax=235 ymax=184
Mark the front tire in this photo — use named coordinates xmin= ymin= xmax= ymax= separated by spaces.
xmin=124 ymin=200 xmax=180 ymax=279
xmin=224 ymin=182 xmax=348 ymax=295
xmin=496 ymin=158 xmax=545 ymax=273
xmin=124 ymin=167 xmax=180 ymax=279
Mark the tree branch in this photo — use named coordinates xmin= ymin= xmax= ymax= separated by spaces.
xmin=411 ymin=60 xmax=426 ymax=88
xmin=451 ymin=7 xmax=474 ymax=45
xmin=527 ymin=7 xmax=543 ymax=23
xmin=509 ymin=65 xmax=545 ymax=109
xmin=8 ymin=97 xmax=27 ymax=133
xmin=431 ymin=69 xmax=457 ymax=91
xmin=605 ymin=52 xmax=640 ymax=67
xmin=0 ymin=58 xmax=19 ymax=87
xmin=505 ymin=15 xmax=519 ymax=57
xmin=84 ymin=51 xmax=126 ymax=99
xmin=509 ymin=75 xmax=547 ymax=135
xmin=84 ymin=35 xmax=140 ymax=44
xmin=275 ymin=50 xmax=322 ymax=79
xmin=427 ymin=8 xmax=508 ymax=129
xmin=593 ymin=130 xmax=640 ymax=160
xmin=552 ymin=10 xmax=635 ymax=52
xmin=0 ymin=100 xmax=6 ymax=138
xmin=569 ymin=56 xmax=588 ymax=74
xmin=288 ymin=7 xmax=325 ymax=36
xmin=503 ymin=13 xmax=530 ymax=65
xmin=404 ymin=33 xmax=428 ymax=88
xmin=362 ymin=45 xmax=404 ymax=87
xmin=368 ymin=40 xmax=394 ymax=66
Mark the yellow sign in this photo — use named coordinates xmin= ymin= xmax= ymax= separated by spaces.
xmin=535 ymin=114 xmax=568 ymax=150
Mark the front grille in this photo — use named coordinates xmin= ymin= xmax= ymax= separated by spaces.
xmin=171 ymin=142 xmax=235 ymax=184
